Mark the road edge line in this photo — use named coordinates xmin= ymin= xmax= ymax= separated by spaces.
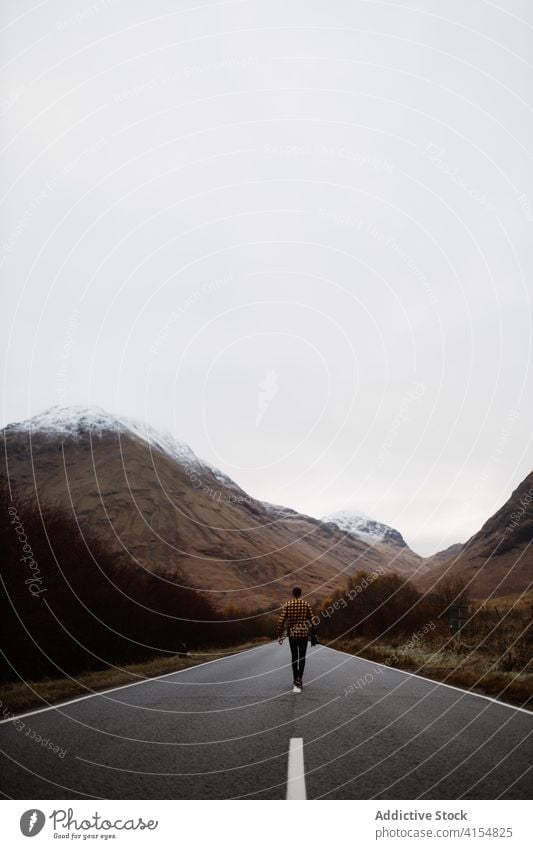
xmin=0 ymin=642 xmax=273 ymax=725
xmin=323 ymin=645 xmax=533 ymax=716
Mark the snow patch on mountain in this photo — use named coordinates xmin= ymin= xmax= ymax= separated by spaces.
xmin=5 ymin=405 xmax=206 ymax=471
xmin=322 ymin=509 xmax=408 ymax=548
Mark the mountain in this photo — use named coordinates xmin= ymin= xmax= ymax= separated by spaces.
xmin=414 ymin=542 xmax=465 ymax=577
xmin=322 ymin=510 xmax=410 ymax=549
xmin=415 ymin=473 xmax=533 ymax=599
xmin=1 ymin=406 xmax=423 ymax=610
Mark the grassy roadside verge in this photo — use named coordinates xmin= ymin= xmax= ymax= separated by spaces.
xmin=0 ymin=637 xmax=272 ymax=718
xmin=334 ymin=638 xmax=533 ymax=711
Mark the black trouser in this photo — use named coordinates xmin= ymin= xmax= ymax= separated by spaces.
xmin=289 ymin=636 xmax=308 ymax=680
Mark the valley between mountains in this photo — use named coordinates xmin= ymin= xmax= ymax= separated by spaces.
xmin=2 ymin=406 xmax=531 ymax=609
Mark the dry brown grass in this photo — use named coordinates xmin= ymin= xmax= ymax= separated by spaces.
xmin=478 ymin=591 xmax=533 ymax=612
xmin=0 ymin=637 xmax=272 ymax=717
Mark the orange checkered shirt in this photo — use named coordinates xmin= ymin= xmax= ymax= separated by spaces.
xmin=278 ymin=597 xmax=314 ymax=639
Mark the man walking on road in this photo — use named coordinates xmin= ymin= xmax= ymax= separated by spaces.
xmin=278 ymin=587 xmax=315 ymax=689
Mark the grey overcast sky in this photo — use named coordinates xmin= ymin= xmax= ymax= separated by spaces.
xmin=1 ymin=0 xmax=532 ymax=555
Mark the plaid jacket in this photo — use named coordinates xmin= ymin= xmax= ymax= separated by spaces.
xmin=278 ymin=597 xmax=314 ymax=639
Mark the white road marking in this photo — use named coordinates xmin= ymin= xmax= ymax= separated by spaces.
xmin=286 ymin=737 xmax=307 ymax=800
xmin=324 ymin=646 xmax=533 ymax=716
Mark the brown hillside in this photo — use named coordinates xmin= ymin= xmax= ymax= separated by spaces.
xmin=415 ymin=473 xmax=533 ymax=599
xmin=1 ymin=409 xmax=422 ymax=610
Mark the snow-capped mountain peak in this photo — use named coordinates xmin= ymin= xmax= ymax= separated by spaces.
xmin=4 ymin=405 xmax=202 ymax=469
xmin=322 ymin=509 xmax=408 ymax=548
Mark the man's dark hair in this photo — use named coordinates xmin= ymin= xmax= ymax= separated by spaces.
xmin=292 ymin=586 xmax=302 ymax=598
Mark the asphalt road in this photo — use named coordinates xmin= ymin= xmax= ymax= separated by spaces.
xmin=1 ymin=642 xmax=531 ymax=799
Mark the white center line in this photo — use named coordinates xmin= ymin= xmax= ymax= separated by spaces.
xmin=286 ymin=737 xmax=307 ymax=800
